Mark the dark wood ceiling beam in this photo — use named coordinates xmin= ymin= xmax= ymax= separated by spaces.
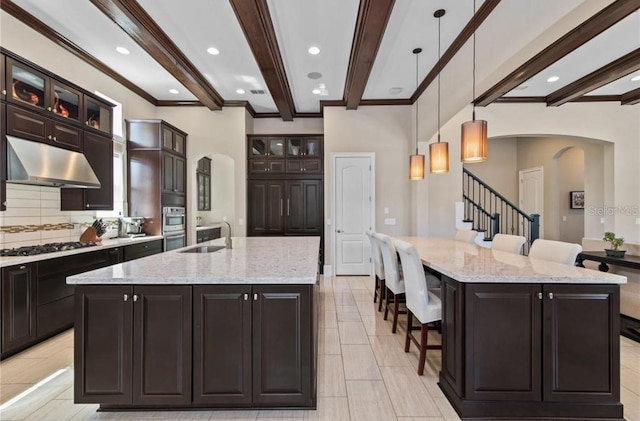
xmin=546 ymin=48 xmax=640 ymax=106
xmin=0 ymin=0 xmax=157 ymax=105
xmin=621 ymin=87 xmax=640 ymax=105
xmin=343 ymin=0 xmax=395 ymax=110
xmin=229 ymin=0 xmax=295 ymax=121
xmin=411 ymin=0 xmax=501 ymax=103
xmin=91 ymin=0 xmax=223 ymax=110
xmin=475 ymin=0 xmax=640 ymax=106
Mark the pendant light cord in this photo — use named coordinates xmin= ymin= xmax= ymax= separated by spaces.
xmin=415 ymin=50 xmax=419 ymax=154
xmin=472 ymin=0 xmax=477 ymax=121
xmin=437 ymin=12 xmax=441 ymax=143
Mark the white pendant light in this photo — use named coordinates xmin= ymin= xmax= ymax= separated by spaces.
xmin=430 ymin=9 xmax=449 ymax=174
xmin=461 ymin=0 xmax=488 ymax=163
xmin=410 ymin=47 xmax=425 ymax=180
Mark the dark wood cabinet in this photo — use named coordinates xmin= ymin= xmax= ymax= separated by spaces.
xmin=83 ymin=96 xmax=112 ymax=137
xmin=1 ymin=52 xmax=6 ymax=100
xmin=127 ymin=120 xmax=188 ymax=222
xmin=75 ymin=285 xmax=192 ymax=405
xmin=286 ymin=180 xmax=323 ymax=235
xmin=253 ymin=285 xmax=312 ymax=406
xmin=440 ymin=279 xmax=622 ymax=419
xmin=193 ymin=285 xmax=252 ymax=405
xmin=196 ymin=228 xmax=221 ymax=243
xmin=193 ymin=284 xmax=314 ymax=407
xmin=197 ymin=157 xmax=211 ymax=211
xmin=1 ymin=264 xmax=37 ymax=354
xmin=123 ymin=239 xmax=163 ymax=262
xmin=6 ymin=104 xmax=83 ymax=151
xmin=1 ymin=102 xmax=6 ymax=211
xmin=60 ymin=132 xmax=113 ymax=210
xmin=248 ymin=180 xmax=285 ymax=235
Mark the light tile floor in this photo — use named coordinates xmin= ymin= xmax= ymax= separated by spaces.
xmin=1 ymin=275 xmax=640 ymax=420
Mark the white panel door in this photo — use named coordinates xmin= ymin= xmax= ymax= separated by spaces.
xmin=519 ymin=167 xmax=544 ymax=238
xmin=334 ymin=156 xmax=373 ymax=275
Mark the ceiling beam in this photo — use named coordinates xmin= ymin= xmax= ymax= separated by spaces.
xmin=229 ymin=0 xmax=295 ymax=121
xmin=546 ymin=48 xmax=640 ymax=106
xmin=411 ymin=0 xmax=501 ymax=103
xmin=475 ymin=0 xmax=640 ymax=106
xmin=91 ymin=0 xmax=224 ymax=110
xmin=343 ymin=0 xmax=396 ymax=110
xmin=621 ymin=87 xmax=640 ymax=105
xmin=0 ymin=0 xmax=158 ymax=105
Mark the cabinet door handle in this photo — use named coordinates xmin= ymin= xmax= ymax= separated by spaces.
xmin=287 ymin=199 xmax=290 ymax=216
xmin=537 ymin=292 xmax=542 ymax=300
xmin=548 ymin=292 xmax=554 ymax=300
xmin=244 ymin=293 xmax=249 ymax=301
xmin=124 ymin=294 xmax=129 ymax=301
xmin=53 ymin=136 xmax=57 ymax=141
xmin=280 ymin=199 xmax=283 ymax=216
xmin=253 ymin=293 xmax=258 ymax=301
xmin=19 ymin=265 xmax=26 ymax=270
xmin=133 ymin=294 xmax=139 ymax=302
xmin=47 ymin=135 xmax=52 ymax=140
xmin=1 ymin=89 xmax=6 ymax=96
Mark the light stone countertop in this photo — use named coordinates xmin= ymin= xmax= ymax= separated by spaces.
xmin=0 ymin=236 xmax=164 ymax=268
xmin=67 ymin=236 xmax=320 ymax=285
xmin=398 ymin=237 xmax=626 ymax=284
xmin=196 ymin=224 xmax=223 ymax=231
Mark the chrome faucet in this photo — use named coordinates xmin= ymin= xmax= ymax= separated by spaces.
xmin=223 ymin=220 xmax=232 ymax=249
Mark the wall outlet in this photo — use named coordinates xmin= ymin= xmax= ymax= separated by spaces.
xmin=73 ymin=223 xmax=82 ymax=234
xmin=327 ymin=219 xmax=331 ymax=225
xmin=384 ymin=218 xmax=396 ymax=225
xmin=600 ymin=218 xmax=605 ymax=224
xmin=636 ymin=218 xmax=640 ymax=225
xmin=384 ymin=207 xmax=389 ymax=215
xmin=238 ymin=218 xmax=244 ymax=226
xmin=562 ymin=216 xmax=567 ymax=222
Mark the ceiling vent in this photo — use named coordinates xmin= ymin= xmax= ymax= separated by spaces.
xmin=250 ymin=89 xmax=266 ymax=95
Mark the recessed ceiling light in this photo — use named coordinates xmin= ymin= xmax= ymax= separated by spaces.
xmin=312 ymin=88 xmax=321 ymax=95
xmin=547 ymin=76 xmax=560 ymax=83
xmin=207 ymin=47 xmax=220 ymax=55
xmin=307 ymin=72 xmax=322 ymax=80
xmin=308 ymin=46 xmax=320 ymax=55
xmin=169 ymin=89 xmax=179 ymax=94
xmin=236 ymin=88 xmax=246 ymax=94
xmin=115 ymin=46 xmax=130 ymax=55
xmin=632 ymin=74 xmax=640 ymax=82
xmin=513 ymin=84 xmax=529 ymax=91
xmin=389 ymin=87 xmax=403 ymax=95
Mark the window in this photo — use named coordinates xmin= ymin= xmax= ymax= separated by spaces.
xmin=94 ymin=91 xmax=125 ymax=218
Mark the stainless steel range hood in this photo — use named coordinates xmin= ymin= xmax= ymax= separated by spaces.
xmin=6 ymin=136 xmax=101 ymax=188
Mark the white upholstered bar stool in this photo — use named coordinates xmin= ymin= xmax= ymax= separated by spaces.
xmin=529 ymin=239 xmax=582 ymax=265
xmin=375 ymin=233 xmax=405 ymax=333
xmin=455 ymin=229 xmax=478 ymax=244
xmin=394 ymin=239 xmax=442 ymax=376
xmin=366 ymin=231 xmax=386 ymax=312
xmin=492 ymin=234 xmax=527 ymax=255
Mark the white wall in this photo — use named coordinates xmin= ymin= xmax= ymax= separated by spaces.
xmin=323 ymin=105 xmax=413 ymax=269
xmin=556 ymin=147 xmax=585 ymax=244
xmin=463 ymin=138 xmax=519 ymax=204
xmin=251 ymin=117 xmax=323 ymax=134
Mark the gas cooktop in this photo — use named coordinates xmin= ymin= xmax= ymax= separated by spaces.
xmin=0 ymin=241 xmax=99 ymax=257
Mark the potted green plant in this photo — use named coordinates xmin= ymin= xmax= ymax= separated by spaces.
xmin=603 ymin=232 xmax=626 ymax=258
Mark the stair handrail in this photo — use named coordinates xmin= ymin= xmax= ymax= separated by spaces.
xmin=462 ymin=193 xmax=494 ymax=219
xmin=463 ymin=168 xmax=535 ymax=223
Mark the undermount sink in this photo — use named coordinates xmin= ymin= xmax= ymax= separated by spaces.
xmin=179 ymin=245 xmax=226 ymax=253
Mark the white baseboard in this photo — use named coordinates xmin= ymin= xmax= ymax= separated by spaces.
xmin=323 ymin=265 xmax=332 ymax=276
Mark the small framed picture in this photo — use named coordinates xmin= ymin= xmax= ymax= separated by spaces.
xmin=570 ymin=191 xmax=585 ymax=209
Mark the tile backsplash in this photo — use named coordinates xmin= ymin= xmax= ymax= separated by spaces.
xmin=0 ymin=184 xmax=116 ymax=249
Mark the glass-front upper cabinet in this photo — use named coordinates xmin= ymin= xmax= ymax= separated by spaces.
xmin=0 ymin=53 xmax=6 ymax=100
xmin=84 ymin=96 xmax=112 ymax=136
xmin=162 ymin=126 xmax=186 ymax=156
xmin=249 ymin=137 xmax=285 ymax=158
xmin=52 ymin=81 xmax=81 ymax=122
xmin=7 ymin=58 xmax=46 ymax=111
xmin=286 ymin=137 xmax=322 ymax=157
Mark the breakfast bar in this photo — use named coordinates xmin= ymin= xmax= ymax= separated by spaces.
xmin=67 ymin=236 xmax=319 ymax=410
xmin=399 ymin=237 xmax=627 ymax=421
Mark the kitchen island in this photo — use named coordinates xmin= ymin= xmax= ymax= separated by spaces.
xmin=399 ymin=238 xmax=626 ymax=421
xmin=67 ymin=236 xmax=320 ymax=410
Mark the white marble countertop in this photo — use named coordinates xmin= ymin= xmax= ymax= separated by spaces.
xmin=67 ymin=236 xmax=320 ymax=285
xmin=0 ymin=236 xmax=164 ymax=268
xmin=398 ymin=237 xmax=626 ymax=284
xmin=196 ymin=224 xmax=223 ymax=231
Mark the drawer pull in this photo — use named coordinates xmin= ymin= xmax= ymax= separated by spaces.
xmin=548 ymin=292 xmax=554 ymax=300
xmin=253 ymin=293 xmax=258 ymax=301
xmin=133 ymin=294 xmax=139 ymax=302
xmin=537 ymin=292 xmax=542 ymax=300
xmin=124 ymin=294 xmax=129 ymax=301
xmin=244 ymin=293 xmax=249 ymax=301
xmin=19 ymin=265 xmax=26 ymax=270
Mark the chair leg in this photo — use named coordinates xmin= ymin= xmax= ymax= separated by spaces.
xmin=377 ymin=280 xmax=385 ymax=312
xmin=383 ymin=288 xmax=391 ymax=320
xmin=417 ymin=323 xmax=429 ymax=376
xmin=373 ymin=275 xmax=378 ymax=303
xmin=405 ymin=310 xmax=413 ymax=352
xmin=392 ymin=295 xmax=401 ymax=333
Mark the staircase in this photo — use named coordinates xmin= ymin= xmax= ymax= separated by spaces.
xmin=462 ymin=168 xmax=540 ymax=253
